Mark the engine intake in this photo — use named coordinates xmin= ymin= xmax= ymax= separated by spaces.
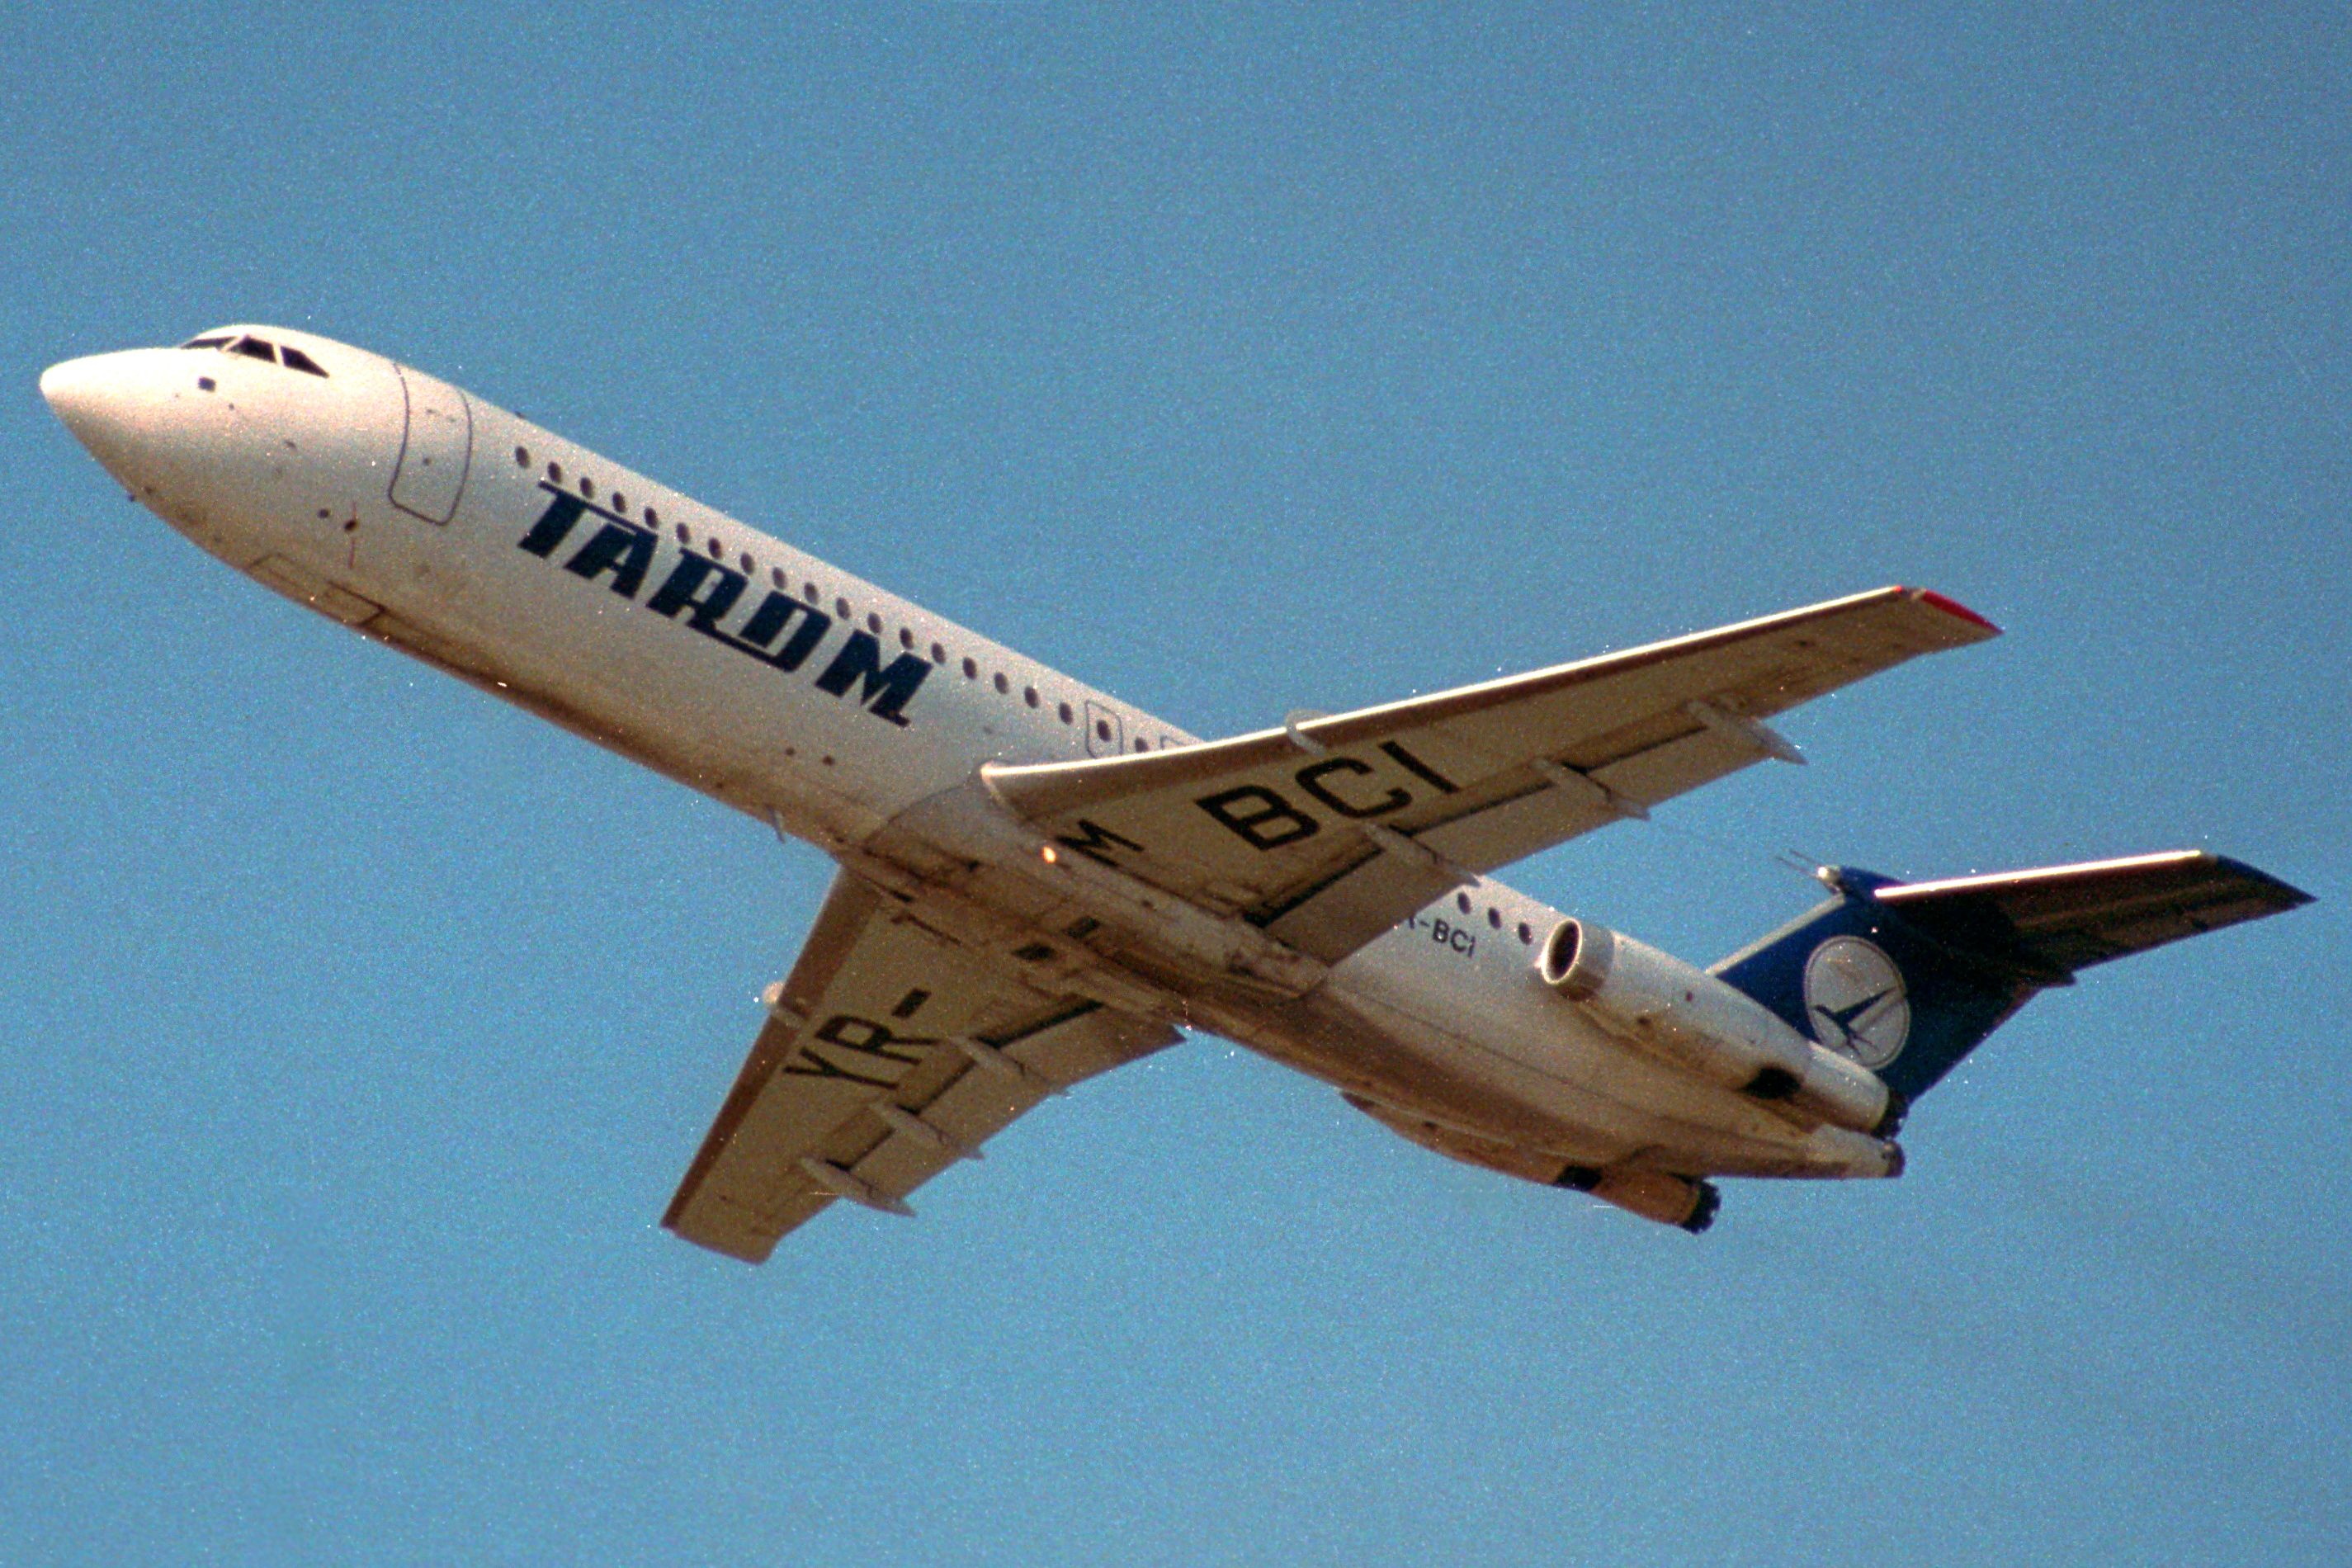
xmin=1541 ymin=917 xmax=1900 ymax=1138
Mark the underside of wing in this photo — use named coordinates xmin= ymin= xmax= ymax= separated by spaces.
xmin=664 ymin=870 xmax=1179 ymax=1263
xmin=980 ymin=586 xmax=1999 ymax=964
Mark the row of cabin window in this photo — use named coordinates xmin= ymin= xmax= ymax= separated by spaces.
xmin=516 ymin=442 xmax=1155 ymax=751
xmin=1452 ymin=888 xmax=1537 ymax=946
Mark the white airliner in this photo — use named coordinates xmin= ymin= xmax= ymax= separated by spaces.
xmin=40 ymin=326 xmax=2310 ymax=1254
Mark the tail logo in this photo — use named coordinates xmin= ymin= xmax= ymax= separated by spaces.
xmin=1803 ymin=937 xmax=1910 ymax=1069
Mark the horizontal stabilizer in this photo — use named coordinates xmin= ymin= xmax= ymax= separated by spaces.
xmin=1872 ymin=851 xmax=2312 ymax=975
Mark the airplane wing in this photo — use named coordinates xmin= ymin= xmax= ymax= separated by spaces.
xmin=664 ymin=870 xmax=1180 ymax=1262
xmin=981 ymin=586 xmax=1999 ymax=965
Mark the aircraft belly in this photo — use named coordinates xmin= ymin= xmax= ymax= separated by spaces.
xmin=1217 ymin=927 xmax=1846 ymax=1176
xmin=858 ymin=775 xmax=1850 ymax=1178
xmin=384 ymin=570 xmax=889 ymax=838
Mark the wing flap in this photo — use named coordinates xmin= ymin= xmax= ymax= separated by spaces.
xmin=838 ymin=1001 xmax=1175 ymax=1197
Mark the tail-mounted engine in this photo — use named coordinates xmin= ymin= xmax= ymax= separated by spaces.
xmin=1540 ymin=918 xmax=1905 ymax=1138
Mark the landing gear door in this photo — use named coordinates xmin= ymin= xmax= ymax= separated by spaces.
xmin=1082 ymin=700 xmax=1125 ymax=758
xmin=389 ymin=363 xmax=473 ymax=525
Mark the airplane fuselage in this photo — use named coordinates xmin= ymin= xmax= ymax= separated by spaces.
xmin=40 ymin=326 xmax=1901 ymax=1221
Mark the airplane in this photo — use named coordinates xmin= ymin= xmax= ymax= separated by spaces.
xmin=39 ymin=324 xmax=2312 ymax=1255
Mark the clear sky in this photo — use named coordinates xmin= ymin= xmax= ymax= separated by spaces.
xmin=4 ymin=4 xmax=2347 ymax=1563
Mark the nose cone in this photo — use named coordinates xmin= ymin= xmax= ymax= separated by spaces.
xmin=40 ymin=351 xmax=155 ymax=471
xmin=40 ymin=347 xmax=239 ymax=503
xmin=40 ymin=354 xmax=119 ymax=441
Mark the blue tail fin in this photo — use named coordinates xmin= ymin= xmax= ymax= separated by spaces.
xmin=1710 ymin=852 xmax=2310 ymax=1102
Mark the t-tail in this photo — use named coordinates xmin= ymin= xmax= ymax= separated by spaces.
xmin=1711 ymin=850 xmax=2312 ymax=1103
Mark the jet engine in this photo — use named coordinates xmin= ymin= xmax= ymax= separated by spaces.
xmin=1540 ymin=918 xmax=1903 ymax=1137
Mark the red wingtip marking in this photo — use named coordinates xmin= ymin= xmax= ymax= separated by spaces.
xmin=1909 ymin=588 xmax=2000 ymax=633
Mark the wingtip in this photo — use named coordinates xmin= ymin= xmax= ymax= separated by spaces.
xmin=2208 ymin=853 xmax=2318 ymax=911
xmin=1906 ymin=587 xmax=2002 ymax=635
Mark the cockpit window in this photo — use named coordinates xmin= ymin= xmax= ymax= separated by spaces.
xmin=177 ymin=330 xmax=329 ymax=377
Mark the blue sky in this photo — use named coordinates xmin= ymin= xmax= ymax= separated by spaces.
xmin=4 ymin=4 xmax=2347 ymax=1562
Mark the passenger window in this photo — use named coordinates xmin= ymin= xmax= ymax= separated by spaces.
xmin=834 ymin=597 xmax=851 ymax=619
xmin=1455 ymin=892 xmax=1471 ymax=915
xmin=929 ymin=642 xmax=947 ymax=664
xmin=513 ymin=446 xmax=531 ymax=468
xmin=678 ymin=523 xmax=692 ymax=544
xmin=232 ymin=337 xmax=276 ymax=363
xmin=899 ymin=629 xmax=915 ymax=649
xmin=1487 ymin=908 xmax=1501 ymax=929
xmin=1518 ymin=922 xmax=1533 ymax=945
xmin=580 ymin=476 xmax=596 ymax=498
xmin=281 ymin=346 xmax=328 ymax=377
xmin=1057 ymin=701 xmax=1073 ymax=724
xmin=1134 ymin=738 xmax=1150 ymax=753
xmin=867 ymin=612 xmax=883 ymax=635
xmin=740 ymin=554 xmax=755 ymax=574
xmin=961 ymin=657 xmax=979 ymax=679
xmin=1023 ymin=686 xmax=1040 ymax=708
xmin=612 ymin=493 xmax=628 ymax=514
xmin=772 ymin=567 xmax=788 ymax=589
xmin=804 ymin=583 xmax=820 ymax=605
xmin=705 ymin=539 xmax=723 ymax=560
xmin=645 ymin=506 xmax=661 ymax=529
xmin=993 ymin=673 xmax=1010 ymax=694
xmin=546 ymin=461 xmax=564 ymax=483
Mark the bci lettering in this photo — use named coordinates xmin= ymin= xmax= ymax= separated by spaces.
xmin=1194 ymin=740 xmax=1460 ymax=852
xmin=1401 ymin=911 xmax=1476 ymax=957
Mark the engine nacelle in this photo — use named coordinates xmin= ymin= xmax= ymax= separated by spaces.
xmin=1540 ymin=917 xmax=1899 ymax=1137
